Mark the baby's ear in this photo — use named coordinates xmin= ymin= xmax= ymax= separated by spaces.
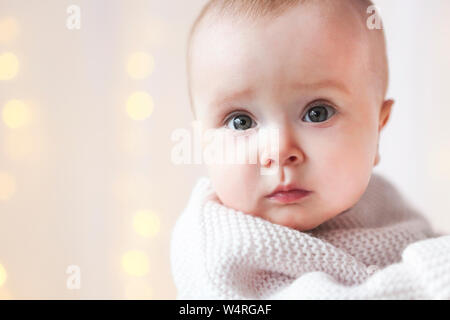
xmin=379 ymin=99 xmax=394 ymax=132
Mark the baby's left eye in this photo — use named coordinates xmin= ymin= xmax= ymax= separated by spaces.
xmin=302 ymin=104 xmax=336 ymax=123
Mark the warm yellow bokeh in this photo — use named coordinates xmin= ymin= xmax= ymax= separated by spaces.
xmin=124 ymin=280 xmax=153 ymax=299
xmin=0 ymin=18 xmax=19 ymax=43
xmin=121 ymin=250 xmax=150 ymax=276
xmin=0 ymin=52 xmax=19 ymax=80
xmin=2 ymin=99 xmax=31 ymax=129
xmin=0 ymin=172 xmax=16 ymax=201
xmin=126 ymin=51 xmax=154 ymax=79
xmin=0 ymin=264 xmax=7 ymax=287
xmin=125 ymin=91 xmax=154 ymax=121
xmin=133 ymin=210 xmax=161 ymax=238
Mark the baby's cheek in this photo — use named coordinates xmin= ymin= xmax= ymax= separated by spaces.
xmin=207 ymin=163 xmax=260 ymax=213
xmin=315 ymin=142 xmax=373 ymax=213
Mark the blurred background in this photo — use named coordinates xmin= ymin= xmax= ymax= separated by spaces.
xmin=0 ymin=0 xmax=448 ymax=299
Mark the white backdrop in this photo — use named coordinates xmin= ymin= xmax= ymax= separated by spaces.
xmin=372 ymin=0 xmax=450 ymax=235
xmin=0 ymin=0 xmax=448 ymax=299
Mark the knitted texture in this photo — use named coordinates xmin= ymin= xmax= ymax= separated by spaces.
xmin=170 ymin=173 xmax=449 ymax=299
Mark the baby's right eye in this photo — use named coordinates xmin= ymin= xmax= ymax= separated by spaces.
xmin=225 ymin=114 xmax=256 ymax=130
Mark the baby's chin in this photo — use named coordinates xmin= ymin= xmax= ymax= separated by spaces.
xmin=215 ymin=193 xmax=334 ymax=231
xmin=232 ymin=201 xmax=322 ymax=232
xmin=212 ymin=181 xmax=360 ymax=231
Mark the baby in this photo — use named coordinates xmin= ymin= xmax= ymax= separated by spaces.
xmin=171 ymin=0 xmax=449 ymax=300
xmin=186 ymin=0 xmax=392 ymax=232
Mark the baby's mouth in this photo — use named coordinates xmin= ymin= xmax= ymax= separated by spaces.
xmin=265 ymin=189 xmax=311 ymax=204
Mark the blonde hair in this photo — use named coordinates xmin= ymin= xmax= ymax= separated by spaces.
xmin=186 ymin=0 xmax=387 ymax=118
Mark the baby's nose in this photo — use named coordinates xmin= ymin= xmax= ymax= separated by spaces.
xmin=260 ymin=127 xmax=304 ymax=168
xmin=283 ymin=154 xmax=301 ymax=166
xmin=278 ymin=125 xmax=304 ymax=166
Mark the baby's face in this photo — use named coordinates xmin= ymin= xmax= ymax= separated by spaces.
xmin=189 ymin=2 xmax=393 ymax=231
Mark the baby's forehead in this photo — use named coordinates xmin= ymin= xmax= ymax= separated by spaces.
xmin=192 ymin=0 xmax=370 ymax=45
xmin=188 ymin=0 xmax=388 ymax=115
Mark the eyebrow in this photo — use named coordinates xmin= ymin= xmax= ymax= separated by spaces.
xmin=211 ymin=88 xmax=254 ymax=109
xmin=289 ymin=79 xmax=351 ymax=95
xmin=212 ymin=79 xmax=350 ymax=108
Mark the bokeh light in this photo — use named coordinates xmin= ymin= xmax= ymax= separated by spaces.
xmin=2 ymin=99 xmax=31 ymax=129
xmin=126 ymin=51 xmax=154 ymax=79
xmin=0 ymin=18 xmax=19 ymax=43
xmin=0 ymin=171 xmax=16 ymax=201
xmin=0 ymin=52 xmax=19 ymax=80
xmin=125 ymin=91 xmax=154 ymax=121
xmin=132 ymin=210 xmax=160 ymax=238
xmin=121 ymin=250 xmax=150 ymax=277
xmin=0 ymin=263 xmax=7 ymax=287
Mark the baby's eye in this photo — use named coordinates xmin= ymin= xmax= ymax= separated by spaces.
xmin=302 ymin=103 xmax=336 ymax=123
xmin=225 ymin=114 xmax=256 ymax=130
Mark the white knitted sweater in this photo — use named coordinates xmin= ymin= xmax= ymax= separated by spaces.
xmin=170 ymin=173 xmax=450 ymax=299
